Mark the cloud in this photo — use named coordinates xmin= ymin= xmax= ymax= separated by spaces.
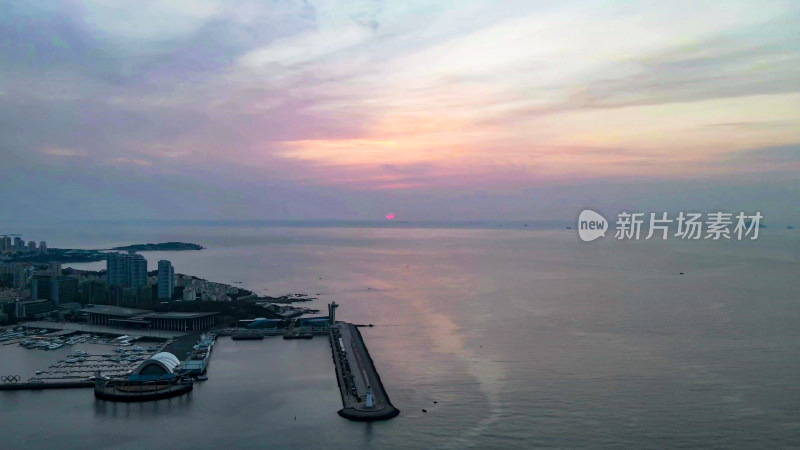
xmin=37 ymin=146 xmax=88 ymax=157
xmin=110 ymin=157 xmax=153 ymax=167
xmin=1 ymin=0 xmax=799 ymax=221
xmin=724 ymin=143 xmax=800 ymax=164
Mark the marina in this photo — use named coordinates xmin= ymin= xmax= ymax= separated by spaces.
xmin=1 ymin=304 xmax=398 ymax=420
xmin=0 ymin=325 xmax=170 ymax=387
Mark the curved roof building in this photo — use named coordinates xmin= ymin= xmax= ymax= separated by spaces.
xmin=95 ymin=351 xmax=193 ymax=401
xmin=133 ymin=352 xmax=180 ymax=377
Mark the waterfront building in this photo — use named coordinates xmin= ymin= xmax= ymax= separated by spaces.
xmin=107 ymin=251 xmax=147 ymax=288
xmin=80 ymin=304 xmax=217 ymax=331
xmin=13 ymin=299 xmax=52 ymax=319
xmin=296 ymin=316 xmax=332 ymax=332
xmin=246 ymin=318 xmax=284 ymax=329
xmin=134 ymin=352 xmax=180 ymax=376
xmin=94 ymin=352 xmax=192 ymax=402
xmin=39 ymin=241 xmax=47 ymax=254
xmin=157 ymin=260 xmax=174 ymax=300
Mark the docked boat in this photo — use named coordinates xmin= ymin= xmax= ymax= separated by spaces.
xmin=178 ymin=334 xmax=215 ymax=376
xmin=231 ymin=333 xmax=263 ymax=340
xmin=283 ymin=332 xmax=313 ymax=340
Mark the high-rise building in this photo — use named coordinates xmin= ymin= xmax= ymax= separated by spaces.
xmin=80 ymin=280 xmax=108 ymax=305
xmin=51 ymin=277 xmax=78 ymax=306
xmin=1 ymin=236 xmax=11 ymax=252
xmin=106 ymin=253 xmax=127 ymax=287
xmin=31 ymin=275 xmax=77 ymax=305
xmin=12 ymin=263 xmax=27 ymax=289
xmin=13 ymin=237 xmax=23 ymax=252
xmin=39 ymin=241 xmax=47 ymax=254
xmin=50 ymin=262 xmax=62 ymax=277
xmin=157 ymin=260 xmax=175 ymax=300
xmin=107 ymin=251 xmax=147 ymax=288
xmin=27 ymin=241 xmax=36 ymax=252
xmin=130 ymin=253 xmax=147 ymax=287
xmin=31 ymin=275 xmax=53 ymax=300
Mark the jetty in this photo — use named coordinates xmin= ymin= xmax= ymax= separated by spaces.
xmin=330 ymin=321 xmax=399 ymax=421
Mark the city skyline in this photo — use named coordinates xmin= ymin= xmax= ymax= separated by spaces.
xmin=1 ymin=1 xmax=799 ymax=222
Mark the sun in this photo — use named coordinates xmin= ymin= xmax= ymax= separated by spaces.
xmin=385 ymin=213 xmax=395 ymax=220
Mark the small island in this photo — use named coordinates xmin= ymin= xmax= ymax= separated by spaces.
xmin=110 ymin=242 xmax=204 ymax=251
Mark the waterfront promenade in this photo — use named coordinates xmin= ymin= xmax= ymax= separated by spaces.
xmin=21 ymin=321 xmax=186 ymax=339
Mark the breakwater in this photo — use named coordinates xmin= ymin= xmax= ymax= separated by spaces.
xmin=329 ymin=322 xmax=399 ymax=421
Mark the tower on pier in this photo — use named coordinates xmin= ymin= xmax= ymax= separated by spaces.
xmin=328 ymin=302 xmax=338 ymax=324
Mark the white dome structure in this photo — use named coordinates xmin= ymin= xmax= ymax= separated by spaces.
xmin=133 ymin=352 xmax=180 ymax=376
xmin=151 ymin=352 xmax=180 ymax=369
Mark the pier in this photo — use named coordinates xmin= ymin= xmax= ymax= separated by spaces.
xmin=0 ymin=381 xmax=93 ymax=390
xmin=330 ymin=322 xmax=399 ymax=421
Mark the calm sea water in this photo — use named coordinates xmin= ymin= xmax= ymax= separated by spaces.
xmin=1 ymin=224 xmax=799 ymax=449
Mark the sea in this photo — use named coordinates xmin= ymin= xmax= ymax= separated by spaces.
xmin=1 ymin=221 xmax=798 ymax=449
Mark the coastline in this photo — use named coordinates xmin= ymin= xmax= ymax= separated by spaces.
xmin=4 ymin=242 xmax=203 ymax=264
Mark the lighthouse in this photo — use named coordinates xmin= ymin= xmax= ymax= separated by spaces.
xmin=366 ymin=385 xmax=373 ymax=408
xmin=328 ymin=302 xmax=338 ymax=325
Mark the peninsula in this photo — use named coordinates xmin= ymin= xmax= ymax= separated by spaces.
xmin=7 ymin=242 xmax=204 ymax=263
xmin=110 ymin=242 xmax=204 ymax=251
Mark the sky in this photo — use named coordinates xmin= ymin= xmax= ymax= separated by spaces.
xmin=1 ymin=0 xmax=799 ymax=223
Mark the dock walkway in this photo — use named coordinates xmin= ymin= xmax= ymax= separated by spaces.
xmin=0 ymin=381 xmax=93 ymax=390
